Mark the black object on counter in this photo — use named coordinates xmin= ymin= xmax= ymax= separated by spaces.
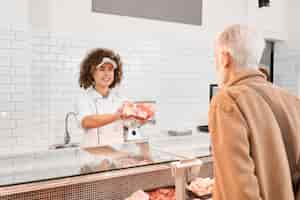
xmin=197 ymin=125 xmax=209 ymax=133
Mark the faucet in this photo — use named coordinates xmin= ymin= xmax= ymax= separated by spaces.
xmin=64 ymin=112 xmax=77 ymax=145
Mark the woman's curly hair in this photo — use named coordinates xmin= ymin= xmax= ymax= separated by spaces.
xmin=79 ymin=48 xmax=123 ymax=89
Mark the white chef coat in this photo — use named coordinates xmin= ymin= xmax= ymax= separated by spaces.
xmin=75 ymin=87 xmax=127 ymax=147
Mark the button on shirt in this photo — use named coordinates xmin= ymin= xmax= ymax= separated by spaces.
xmin=75 ymin=88 xmax=127 ymax=147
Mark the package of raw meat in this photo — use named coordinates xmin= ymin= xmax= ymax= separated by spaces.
xmin=125 ymin=190 xmax=149 ymax=200
xmin=186 ymin=177 xmax=214 ymax=199
xmin=147 ymin=187 xmax=176 ymax=200
xmin=121 ymin=101 xmax=155 ymax=121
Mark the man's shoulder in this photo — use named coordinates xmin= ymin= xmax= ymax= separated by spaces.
xmin=210 ymin=88 xmax=235 ymax=113
xmin=211 ymin=85 xmax=252 ymax=112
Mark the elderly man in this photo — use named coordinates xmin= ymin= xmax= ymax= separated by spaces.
xmin=209 ymin=24 xmax=300 ymax=200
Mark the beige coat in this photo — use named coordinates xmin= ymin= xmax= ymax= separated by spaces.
xmin=209 ymin=69 xmax=300 ymax=200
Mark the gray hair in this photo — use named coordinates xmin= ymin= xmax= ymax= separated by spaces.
xmin=216 ymin=24 xmax=265 ymax=68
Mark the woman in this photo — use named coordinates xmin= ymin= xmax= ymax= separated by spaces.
xmin=75 ymin=48 xmax=130 ymax=147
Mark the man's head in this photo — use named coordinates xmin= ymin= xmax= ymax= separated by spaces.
xmin=214 ymin=24 xmax=265 ymax=87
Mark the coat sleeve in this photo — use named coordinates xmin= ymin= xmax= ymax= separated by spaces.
xmin=209 ymin=93 xmax=263 ymax=200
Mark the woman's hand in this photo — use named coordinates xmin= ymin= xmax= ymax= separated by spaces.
xmin=115 ymin=108 xmax=123 ymax=120
xmin=115 ymin=107 xmax=131 ymax=120
xmin=117 ymin=101 xmax=134 ymax=120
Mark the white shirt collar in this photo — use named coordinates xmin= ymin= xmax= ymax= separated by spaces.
xmin=86 ymin=87 xmax=118 ymax=102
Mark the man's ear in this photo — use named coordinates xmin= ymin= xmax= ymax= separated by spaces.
xmin=221 ymin=51 xmax=231 ymax=69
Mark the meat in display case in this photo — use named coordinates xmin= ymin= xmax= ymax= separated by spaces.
xmin=126 ymin=158 xmax=214 ymax=200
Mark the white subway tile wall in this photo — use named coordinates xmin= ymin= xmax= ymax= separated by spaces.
xmin=274 ymin=42 xmax=300 ymax=95
xmin=0 ymin=27 xmax=216 ymax=156
xmin=0 ymin=26 xmax=299 ymax=180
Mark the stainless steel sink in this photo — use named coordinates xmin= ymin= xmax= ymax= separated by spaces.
xmin=49 ymin=143 xmax=80 ymax=150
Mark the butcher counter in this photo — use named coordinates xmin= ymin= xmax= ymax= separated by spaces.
xmin=0 ymin=132 xmax=212 ymax=200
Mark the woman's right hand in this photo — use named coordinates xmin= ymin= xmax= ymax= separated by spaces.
xmin=117 ymin=101 xmax=133 ymax=120
xmin=115 ymin=107 xmax=130 ymax=120
xmin=115 ymin=108 xmax=123 ymax=120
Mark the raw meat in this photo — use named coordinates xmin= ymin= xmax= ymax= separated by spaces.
xmin=147 ymin=188 xmax=176 ymax=200
xmin=114 ymin=157 xmax=151 ymax=168
xmin=187 ymin=177 xmax=214 ymax=197
xmin=121 ymin=102 xmax=155 ymax=120
xmin=125 ymin=190 xmax=149 ymax=200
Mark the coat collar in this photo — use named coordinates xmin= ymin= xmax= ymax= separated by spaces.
xmin=225 ymin=68 xmax=267 ymax=87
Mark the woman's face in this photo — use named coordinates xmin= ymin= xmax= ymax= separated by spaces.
xmin=93 ymin=63 xmax=115 ymax=88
